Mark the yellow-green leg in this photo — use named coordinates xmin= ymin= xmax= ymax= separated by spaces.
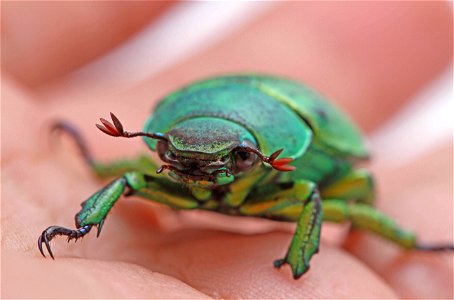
xmin=321 ymin=169 xmax=374 ymax=205
xmin=38 ymin=171 xmax=200 ymax=259
xmin=322 ymin=199 xmax=454 ymax=251
xmin=240 ymin=181 xmax=322 ymax=279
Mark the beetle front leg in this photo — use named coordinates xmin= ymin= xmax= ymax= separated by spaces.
xmin=38 ymin=172 xmax=146 ymax=259
xmin=240 ymin=181 xmax=322 ymax=279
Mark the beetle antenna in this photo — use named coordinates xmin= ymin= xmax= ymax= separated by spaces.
xmin=96 ymin=112 xmax=167 ymax=141
xmin=238 ymin=145 xmax=296 ymax=172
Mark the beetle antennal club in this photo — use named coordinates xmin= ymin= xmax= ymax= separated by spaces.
xmin=96 ymin=112 xmax=167 ymax=141
xmin=238 ymin=145 xmax=296 ymax=172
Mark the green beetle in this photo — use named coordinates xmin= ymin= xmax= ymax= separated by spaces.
xmin=38 ymin=74 xmax=453 ymax=279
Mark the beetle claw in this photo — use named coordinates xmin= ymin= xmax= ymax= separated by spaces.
xmin=273 ymin=258 xmax=285 ymax=269
xmin=38 ymin=227 xmax=58 ymax=259
xmin=38 ymin=232 xmax=53 ymax=259
xmin=37 ymin=225 xmax=92 ymax=259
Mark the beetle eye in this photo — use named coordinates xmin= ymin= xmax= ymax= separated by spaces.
xmin=233 ymin=150 xmax=257 ymax=172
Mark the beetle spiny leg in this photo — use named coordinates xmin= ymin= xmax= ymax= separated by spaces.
xmin=416 ymin=244 xmax=454 ymax=251
xmin=96 ymin=219 xmax=105 ymax=238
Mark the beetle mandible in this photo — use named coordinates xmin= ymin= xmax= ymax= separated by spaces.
xmin=38 ymin=75 xmax=453 ymax=279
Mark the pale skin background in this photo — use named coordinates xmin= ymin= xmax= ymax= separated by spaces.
xmin=1 ymin=2 xmax=453 ymax=299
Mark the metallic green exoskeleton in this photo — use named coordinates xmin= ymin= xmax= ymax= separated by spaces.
xmin=38 ymin=75 xmax=453 ymax=279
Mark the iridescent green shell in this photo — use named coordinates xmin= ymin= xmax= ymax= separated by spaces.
xmin=144 ymin=75 xmax=367 ymax=160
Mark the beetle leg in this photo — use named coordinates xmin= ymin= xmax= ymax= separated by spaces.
xmin=133 ymin=176 xmax=200 ymax=210
xmin=52 ymin=121 xmax=158 ymax=179
xmin=239 ymin=180 xmax=322 ymax=279
xmin=38 ymin=172 xmax=200 ymax=258
xmin=38 ymin=225 xmax=92 ymax=259
xmin=223 ymin=168 xmax=268 ymax=207
xmin=320 ymin=169 xmax=375 ymax=205
xmin=322 ymin=199 xmax=454 ymax=251
xmin=37 ymin=172 xmax=145 ymax=258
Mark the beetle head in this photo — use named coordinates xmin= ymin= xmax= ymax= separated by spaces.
xmin=156 ymin=118 xmax=260 ymax=186
xmin=97 ymin=113 xmax=295 ymax=188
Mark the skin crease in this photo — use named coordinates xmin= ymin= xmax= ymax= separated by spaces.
xmin=1 ymin=2 xmax=453 ymax=299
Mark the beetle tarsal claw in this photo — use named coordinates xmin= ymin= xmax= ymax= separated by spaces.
xmin=38 ymin=231 xmax=53 ymax=259
xmin=273 ymin=258 xmax=285 ymax=269
xmin=37 ymin=225 xmax=93 ymax=259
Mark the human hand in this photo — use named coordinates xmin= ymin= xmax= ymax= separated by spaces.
xmin=2 ymin=2 xmax=452 ymax=298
